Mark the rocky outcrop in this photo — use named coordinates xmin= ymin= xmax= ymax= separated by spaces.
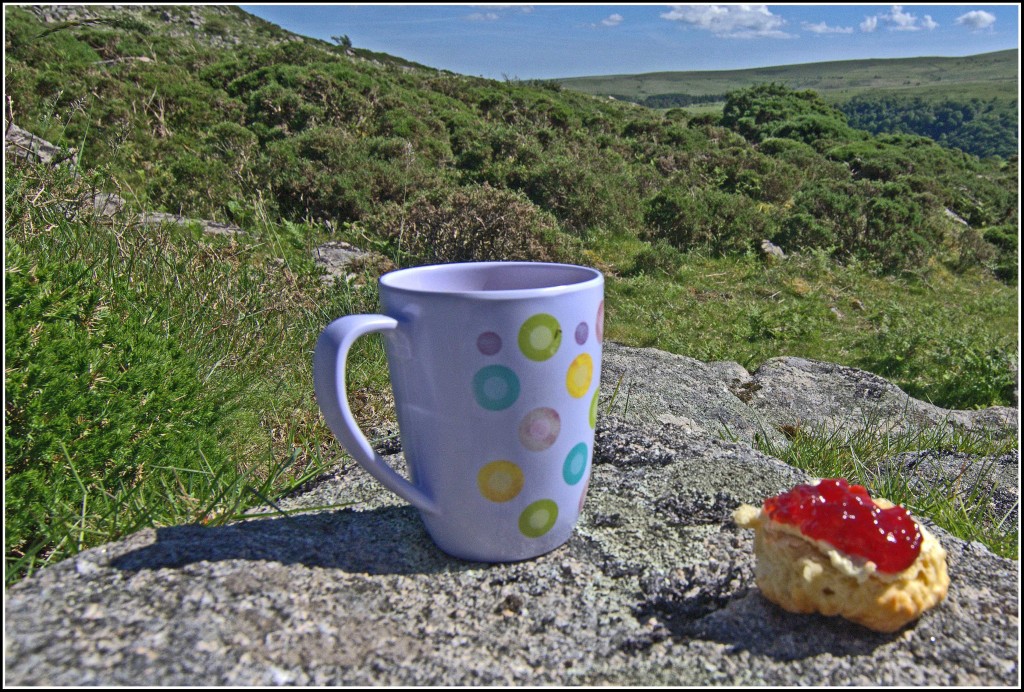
xmin=600 ymin=343 xmax=1017 ymax=445
xmin=314 ymin=241 xmax=394 ymax=285
xmin=740 ymin=355 xmax=1018 ymax=435
xmin=5 ymin=343 xmax=1018 ymax=685
xmin=4 ymin=123 xmax=70 ymax=165
xmin=5 ymin=123 xmax=243 ymax=236
xmin=600 ymin=344 xmax=783 ymax=447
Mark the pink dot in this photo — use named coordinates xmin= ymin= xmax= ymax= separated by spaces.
xmin=518 ymin=407 xmax=561 ymax=452
xmin=477 ymin=331 xmax=502 ymax=356
xmin=596 ymin=301 xmax=605 ymax=342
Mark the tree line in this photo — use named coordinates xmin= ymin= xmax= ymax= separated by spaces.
xmin=841 ymin=94 xmax=1018 ymax=160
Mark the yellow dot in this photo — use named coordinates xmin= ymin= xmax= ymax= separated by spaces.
xmin=566 ymin=353 xmax=594 ymax=398
xmin=478 ymin=461 xmax=524 ymax=503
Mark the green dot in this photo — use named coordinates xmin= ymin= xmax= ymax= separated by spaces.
xmin=518 ymin=314 xmax=562 ymax=361
xmin=519 ymin=499 xmax=559 ymax=538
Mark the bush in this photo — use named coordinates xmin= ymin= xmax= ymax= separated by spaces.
xmin=722 ymin=83 xmax=846 ymax=143
xmin=512 ymin=150 xmax=636 ymax=235
xmin=366 ymin=184 xmax=565 ymax=265
xmin=628 ymin=240 xmax=683 ymax=276
xmin=763 ymin=113 xmax=859 ymax=149
xmin=982 ymin=225 xmax=1019 ymax=284
xmin=262 ymin=127 xmax=440 ymax=222
xmin=644 ymin=186 xmax=773 ymax=255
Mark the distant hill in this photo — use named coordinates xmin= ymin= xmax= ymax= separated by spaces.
xmin=555 ymin=50 xmax=1018 ymax=105
xmin=556 ymin=50 xmax=1019 ymax=158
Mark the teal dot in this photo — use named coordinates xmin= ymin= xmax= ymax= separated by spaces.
xmin=472 ymin=365 xmax=520 ymax=411
xmin=563 ymin=443 xmax=589 ymax=485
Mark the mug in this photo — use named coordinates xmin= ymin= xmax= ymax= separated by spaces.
xmin=313 ymin=261 xmax=604 ymax=562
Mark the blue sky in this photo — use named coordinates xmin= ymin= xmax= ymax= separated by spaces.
xmin=239 ymin=4 xmax=1020 ymax=80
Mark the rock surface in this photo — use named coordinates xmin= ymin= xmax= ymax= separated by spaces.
xmin=600 ymin=343 xmax=784 ymax=448
xmin=4 ymin=123 xmax=69 ymax=165
xmin=5 ymin=343 xmax=1019 ymax=686
xmin=313 ymin=240 xmax=393 ymax=285
xmin=741 ymin=356 xmax=1018 ymax=435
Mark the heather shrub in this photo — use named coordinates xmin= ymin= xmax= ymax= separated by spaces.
xmin=366 ymin=184 xmax=565 ymax=265
xmin=644 ymin=185 xmax=773 ymax=255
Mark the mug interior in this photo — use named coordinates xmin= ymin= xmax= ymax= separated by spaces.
xmin=380 ymin=262 xmax=601 ymax=296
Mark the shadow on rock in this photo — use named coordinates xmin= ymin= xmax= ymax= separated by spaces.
xmin=110 ymin=506 xmax=479 ymax=576
xmin=624 ymin=558 xmax=896 ymax=661
xmin=682 ymin=589 xmax=897 ymax=661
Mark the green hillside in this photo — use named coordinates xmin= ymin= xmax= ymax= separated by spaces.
xmin=556 ymin=50 xmax=1018 ymax=103
xmin=4 ymin=5 xmax=1019 ymax=583
xmin=557 ymin=50 xmax=1019 ymax=158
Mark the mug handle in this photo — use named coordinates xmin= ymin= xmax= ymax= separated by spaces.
xmin=313 ymin=315 xmax=439 ymax=515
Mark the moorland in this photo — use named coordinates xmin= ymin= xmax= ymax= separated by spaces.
xmin=4 ymin=6 xmax=1019 ymax=583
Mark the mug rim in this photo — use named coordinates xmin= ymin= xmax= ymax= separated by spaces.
xmin=378 ymin=261 xmax=603 ymax=300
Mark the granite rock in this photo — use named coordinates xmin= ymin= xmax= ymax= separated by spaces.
xmin=5 ymin=415 xmax=1019 ymax=685
xmin=4 ymin=344 xmax=1019 ymax=685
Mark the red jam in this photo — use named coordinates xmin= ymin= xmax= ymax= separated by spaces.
xmin=763 ymin=478 xmax=922 ymax=573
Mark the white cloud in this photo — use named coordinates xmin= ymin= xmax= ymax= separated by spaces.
xmin=660 ymin=4 xmax=792 ymax=39
xmin=956 ymin=10 xmax=996 ymax=31
xmin=888 ymin=5 xmax=919 ymax=31
xmin=861 ymin=5 xmax=941 ymax=33
xmin=803 ymin=21 xmax=854 ymax=35
xmin=601 ymin=13 xmax=624 ymax=28
xmin=466 ymin=5 xmax=534 ymax=21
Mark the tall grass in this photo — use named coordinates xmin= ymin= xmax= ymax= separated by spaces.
xmin=600 ymin=239 xmax=1018 ymax=410
xmin=4 ymin=158 xmax=387 ymax=584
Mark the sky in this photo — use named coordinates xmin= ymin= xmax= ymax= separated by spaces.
xmin=238 ymin=4 xmax=1020 ymax=80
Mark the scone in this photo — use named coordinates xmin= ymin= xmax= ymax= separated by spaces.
xmin=733 ymin=478 xmax=949 ymax=633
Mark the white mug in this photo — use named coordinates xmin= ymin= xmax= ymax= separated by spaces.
xmin=313 ymin=261 xmax=604 ymax=562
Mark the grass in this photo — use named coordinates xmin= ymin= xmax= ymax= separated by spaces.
xmin=756 ymin=421 xmax=1019 ymax=560
xmin=598 ymin=238 xmax=1018 ymax=410
xmin=4 ymin=158 xmax=389 ymax=585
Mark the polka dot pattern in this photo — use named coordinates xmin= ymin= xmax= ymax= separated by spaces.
xmin=566 ymin=353 xmax=594 ymax=398
xmin=472 ymin=365 xmax=520 ymax=411
xmin=575 ymin=322 xmax=588 ymax=345
xmin=477 ymin=331 xmax=502 ymax=356
xmin=563 ymin=443 xmax=588 ymax=485
xmin=519 ymin=499 xmax=558 ymax=538
xmin=470 ymin=300 xmax=601 ymax=540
